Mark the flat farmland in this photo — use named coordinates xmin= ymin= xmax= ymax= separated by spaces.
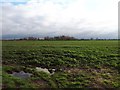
xmin=2 ymin=40 xmax=120 ymax=89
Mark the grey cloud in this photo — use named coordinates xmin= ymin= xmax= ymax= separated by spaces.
xmin=1 ymin=2 xmax=118 ymax=39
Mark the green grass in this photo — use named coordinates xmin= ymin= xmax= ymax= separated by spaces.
xmin=2 ymin=40 xmax=120 ymax=89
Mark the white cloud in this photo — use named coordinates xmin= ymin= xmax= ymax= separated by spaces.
xmin=0 ymin=0 xmax=30 ymax=3
xmin=1 ymin=0 xmax=119 ymax=39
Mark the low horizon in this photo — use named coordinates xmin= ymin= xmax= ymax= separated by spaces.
xmin=1 ymin=35 xmax=119 ymax=40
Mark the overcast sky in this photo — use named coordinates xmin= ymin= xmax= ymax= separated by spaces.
xmin=1 ymin=0 xmax=119 ymax=39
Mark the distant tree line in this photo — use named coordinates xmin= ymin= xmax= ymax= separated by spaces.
xmin=44 ymin=35 xmax=76 ymax=40
xmin=15 ymin=35 xmax=76 ymax=41
xmin=4 ymin=36 xmax=118 ymax=41
xmin=19 ymin=37 xmax=41 ymax=40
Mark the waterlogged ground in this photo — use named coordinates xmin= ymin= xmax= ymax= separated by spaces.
xmin=2 ymin=40 xmax=120 ymax=89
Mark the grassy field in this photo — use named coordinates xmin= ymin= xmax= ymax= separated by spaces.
xmin=2 ymin=40 xmax=120 ymax=89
